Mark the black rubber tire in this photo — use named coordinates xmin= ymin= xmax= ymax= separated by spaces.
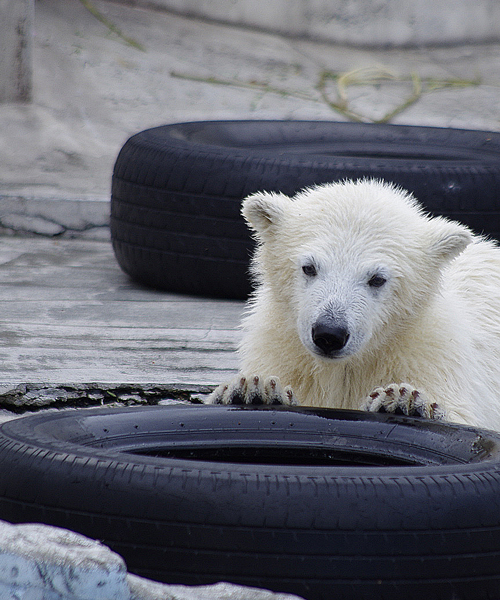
xmin=110 ymin=120 xmax=500 ymax=299
xmin=2 ymin=405 xmax=500 ymax=600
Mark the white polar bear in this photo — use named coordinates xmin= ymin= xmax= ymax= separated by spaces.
xmin=210 ymin=179 xmax=500 ymax=431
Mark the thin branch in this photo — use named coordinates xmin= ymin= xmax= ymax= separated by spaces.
xmin=170 ymin=66 xmax=481 ymax=124
xmin=79 ymin=0 xmax=146 ymax=52
xmin=377 ymin=72 xmax=423 ymax=124
xmin=170 ymin=71 xmax=317 ymax=102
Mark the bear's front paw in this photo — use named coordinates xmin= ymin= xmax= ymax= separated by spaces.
xmin=362 ymin=383 xmax=446 ymax=420
xmin=207 ymin=375 xmax=296 ymax=406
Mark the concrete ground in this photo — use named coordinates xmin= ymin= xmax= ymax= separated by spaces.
xmin=0 ymin=1 xmax=499 ymax=598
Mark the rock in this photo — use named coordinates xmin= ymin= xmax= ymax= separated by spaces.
xmin=0 ymin=520 xmax=130 ymax=600
xmin=0 ymin=520 xmax=305 ymax=600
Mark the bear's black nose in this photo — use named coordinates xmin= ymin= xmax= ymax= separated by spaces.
xmin=312 ymin=323 xmax=350 ymax=356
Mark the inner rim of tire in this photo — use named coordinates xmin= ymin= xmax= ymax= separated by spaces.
xmin=127 ymin=444 xmax=425 ymax=466
xmin=238 ymin=144 xmax=475 ymax=162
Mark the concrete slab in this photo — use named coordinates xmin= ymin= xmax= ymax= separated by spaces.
xmin=0 ymin=0 xmax=499 ymax=237
xmin=0 ymin=236 xmax=243 ymax=395
xmin=136 ymin=0 xmax=500 ymax=47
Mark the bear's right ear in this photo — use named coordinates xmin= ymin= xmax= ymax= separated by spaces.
xmin=241 ymin=192 xmax=290 ymax=240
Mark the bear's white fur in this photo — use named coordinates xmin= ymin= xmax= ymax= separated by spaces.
xmin=211 ymin=180 xmax=500 ymax=431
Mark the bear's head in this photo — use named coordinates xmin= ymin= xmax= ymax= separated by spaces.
xmin=242 ymin=179 xmax=471 ymax=363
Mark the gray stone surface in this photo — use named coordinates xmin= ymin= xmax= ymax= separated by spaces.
xmin=0 ymin=520 xmax=130 ymax=600
xmin=0 ymin=194 xmax=109 ymax=240
xmin=128 ymin=578 xmax=304 ymax=600
xmin=132 ymin=0 xmax=500 ymax=47
xmin=0 ymin=0 xmax=33 ymax=102
xmin=0 ymin=0 xmax=499 ymax=238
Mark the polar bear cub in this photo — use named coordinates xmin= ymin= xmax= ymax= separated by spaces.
xmin=210 ymin=179 xmax=500 ymax=431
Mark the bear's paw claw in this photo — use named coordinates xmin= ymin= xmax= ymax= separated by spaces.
xmin=207 ymin=375 xmax=297 ymax=406
xmin=362 ymin=383 xmax=445 ymax=420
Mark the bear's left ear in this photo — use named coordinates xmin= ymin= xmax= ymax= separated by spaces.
xmin=427 ymin=217 xmax=472 ymax=262
xmin=241 ymin=192 xmax=290 ymax=240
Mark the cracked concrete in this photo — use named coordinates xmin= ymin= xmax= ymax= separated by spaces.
xmin=0 ymin=194 xmax=109 ymax=240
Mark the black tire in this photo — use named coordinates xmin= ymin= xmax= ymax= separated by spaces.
xmin=2 ymin=404 xmax=500 ymax=600
xmin=111 ymin=120 xmax=500 ymax=299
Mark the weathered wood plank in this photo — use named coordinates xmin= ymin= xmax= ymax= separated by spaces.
xmin=0 ymin=237 xmax=244 ymax=386
xmin=0 ymin=347 xmax=239 ymax=385
xmin=0 ymin=323 xmax=240 ymax=348
xmin=0 ymin=300 xmax=243 ymax=329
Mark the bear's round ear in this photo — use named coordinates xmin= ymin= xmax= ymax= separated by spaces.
xmin=241 ymin=192 xmax=290 ymax=239
xmin=427 ymin=217 xmax=472 ymax=262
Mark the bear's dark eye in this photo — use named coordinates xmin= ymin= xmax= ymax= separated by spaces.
xmin=302 ymin=264 xmax=317 ymax=277
xmin=368 ymin=274 xmax=387 ymax=288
